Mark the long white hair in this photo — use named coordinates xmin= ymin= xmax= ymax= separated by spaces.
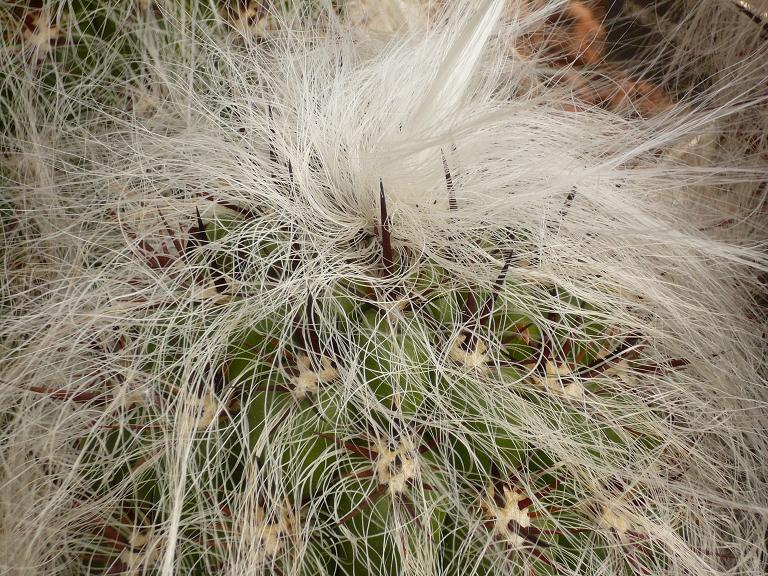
xmin=1 ymin=1 xmax=766 ymax=575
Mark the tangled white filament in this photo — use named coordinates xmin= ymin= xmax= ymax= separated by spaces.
xmin=1 ymin=1 xmax=766 ymax=575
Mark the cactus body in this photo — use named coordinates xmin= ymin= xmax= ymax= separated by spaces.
xmin=1 ymin=2 xmax=767 ymax=576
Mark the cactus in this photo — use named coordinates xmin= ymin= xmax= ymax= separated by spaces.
xmin=1 ymin=1 xmax=767 ymax=575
